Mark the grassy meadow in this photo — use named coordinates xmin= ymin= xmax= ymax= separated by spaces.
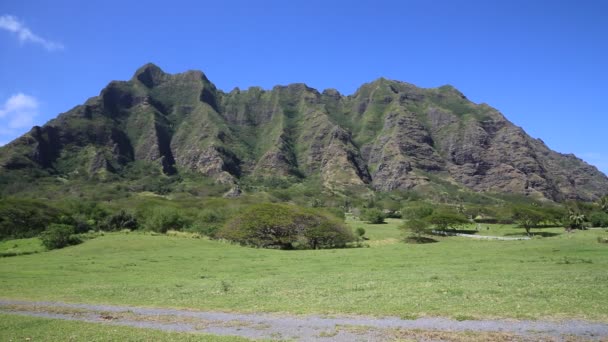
xmin=1 ymin=219 xmax=607 ymax=322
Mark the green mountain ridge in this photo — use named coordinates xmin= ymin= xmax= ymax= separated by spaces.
xmin=1 ymin=63 xmax=607 ymax=201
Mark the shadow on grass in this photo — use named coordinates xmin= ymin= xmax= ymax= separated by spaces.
xmin=504 ymin=232 xmax=562 ymax=238
xmin=442 ymin=229 xmax=479 ymax=235
xmin=404 ymin=236 xmax=438 ymax=244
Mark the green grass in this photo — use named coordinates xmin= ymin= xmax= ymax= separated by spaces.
xmin=0 ymin=313 xmax=251 ymax=341
xmin=1 ymin=221 xmax=607 ymax=321
xmin=0 ymin=238 xmax=45 ymax=257
xmin=346 ymin=217 xmax=403 ymax=241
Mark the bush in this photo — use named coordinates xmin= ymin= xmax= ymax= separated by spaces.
xmin=144 ymin=208 xmax=189 ymax=233
xmin=40 ymin=224 xmax=81 ymax=250
xmin=102 ymin=210 xmax=138 ymax=231
xmin=355 ymin=227 xmax=366 ymax=238
xmin=361 ymin=208 xmax=385 ymax=224
xmin=189 ymin=208 xmax=234 ymax=237
xmin=0 ymin=199 xmax=64 ymax=239
xmin=218 ymin=203 xmax=354 ymax=249
xmin=589 ymin=212 xmax=608 ymax=228
xmin=383 ymin=210 xmax=402 ymax=219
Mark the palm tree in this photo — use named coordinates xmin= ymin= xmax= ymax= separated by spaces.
xmin=599 ymin=196 xmax=608 ymax=213
xmin=568 ymin=210 xmax=586 ymax=231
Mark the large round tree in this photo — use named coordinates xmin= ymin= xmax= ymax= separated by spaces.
xmin=219 ymin=203 xmax=354 ymax=249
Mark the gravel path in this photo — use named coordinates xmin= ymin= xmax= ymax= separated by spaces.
xmin=1 ymin=299 xmax=607 ymax=341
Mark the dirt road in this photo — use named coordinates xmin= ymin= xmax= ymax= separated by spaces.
xmin=1 ymin=299 xmax=606 ymax=341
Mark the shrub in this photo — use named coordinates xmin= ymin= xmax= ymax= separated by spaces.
xmin=189 ymin=208 xmax=234 ymax=237
xmin=383 ymin=210 xmax=402 ymax=219
xmin=361 ymin=208 xmax=385 ymax=224
xmin=102 ymin=210 xmax=138 ymax=231
xmin=589 ymin=212 xmax=608 ymax=228
xmin=0 ymin=199 xmax=64 ymax=239
xmin=355 ymin=227 xmax=366 ymax=238
xmin=40 ymin=224 xmax=82 ymax=250
xmin=218 ymin=203 xmax=354 ymax=249
xmin=144 ymin=208 xmax=189 ymax=233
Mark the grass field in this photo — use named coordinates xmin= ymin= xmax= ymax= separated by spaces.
xmin=0 ymin=313 xmax=251 ymax=341
xmin=0 ymin=237 xmax=45 ymax=257
xmin=1 ymin=220 xmax=607 ymax=322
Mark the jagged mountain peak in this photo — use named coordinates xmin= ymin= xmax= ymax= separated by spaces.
xmin=1 ymin=66 xmax=607 ymax=201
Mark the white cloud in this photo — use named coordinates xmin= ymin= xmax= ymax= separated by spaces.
xmin=0 ymin=93 xmax=39 ymax=129
xmin=0 ymin=15 xmax=63 ymax=51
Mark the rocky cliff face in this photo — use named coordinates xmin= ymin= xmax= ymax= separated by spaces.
xmin=1 ymin=64 xmax=607 ymax=201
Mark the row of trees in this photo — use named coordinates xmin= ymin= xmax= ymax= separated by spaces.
xmin=362 ymin=198 xmax=608 ymax=239
xmin=0 ymin=198 xmax=354 ymax=251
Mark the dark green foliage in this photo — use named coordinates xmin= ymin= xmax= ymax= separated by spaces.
xmin=383 ymin=210 xmax=402 ymax=219
xmin=102 ymin=210 xmax=138 ymax=231
xmin=40 ymin=224 xmax=81 ymax=250
xmin=188 ymin=208 xmax=235 ymax=237
xmin=218 ymin=203 xmax=354 ymax=249
xmin=426 ymin=211 xmax=469 ymax=230
xmin=143 ymin=208 xmax=190 ymax=233
xmin=361 ymin=208 xmax=385 ymax=224
xmin=65 ymin=200 xmax=110 ymax=232
xmin=0 ymin=199 xmax=64 ymax=240
xmin=355 ymin=227 xmax=366 ymax=238
xmin=589 ymin=212 xmax=608 ymax=228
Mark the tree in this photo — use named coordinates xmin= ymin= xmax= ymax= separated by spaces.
xmin=599 ymin=196 xmax=608 ymax=213
xmin=426 ymin=211 xmax=468 ymax=230
xmin=401 ymin=204 xmax=434 ymax=220
xmin=361 ymin=208 xmax=385 ymax=224
xmin=219 ymin=203 xmax=354 ymax=249
xmin=40 ymin=224 xmax=81 ymax=250
xmin=512 ymin=207 xmax=544 ymax=236
xmin=567 ymin=210 xmax=586 ymax=231
xmin=400 ymin=219 xmax=430 ymax=242
xmin=102 ymin=210 xmax=138 ymax=231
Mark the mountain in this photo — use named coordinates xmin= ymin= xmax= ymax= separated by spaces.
xmin=1 ymin=63 xmax=607 ymax=201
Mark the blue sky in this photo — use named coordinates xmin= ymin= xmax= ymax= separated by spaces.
xmin=1 ymin=0 xmax=607 ymax=174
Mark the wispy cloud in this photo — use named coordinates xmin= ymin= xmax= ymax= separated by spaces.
xmin=0 ymin=14 xmax=63 ymax=51
xmin=0 ymin=93 xmax=39 ymax=130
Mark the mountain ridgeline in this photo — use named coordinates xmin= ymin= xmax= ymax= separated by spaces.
xmin=1 ymin=63 xmax=607 ymax=201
